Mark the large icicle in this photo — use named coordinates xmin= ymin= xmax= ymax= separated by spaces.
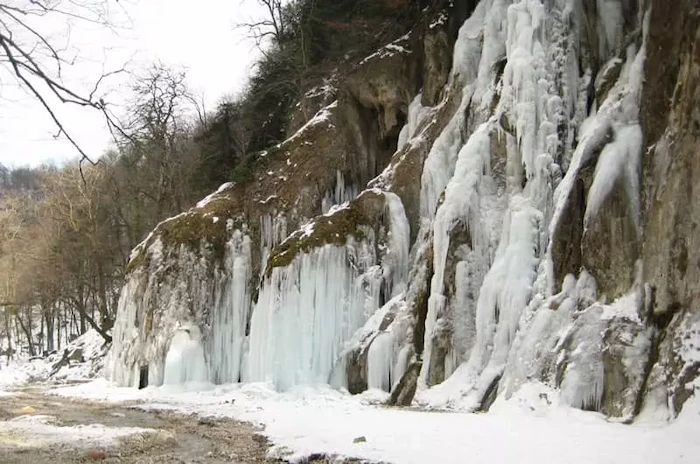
xmin=245 ymin=240 xmax=381 ymax=390
xmin=383 ymin=192 xmax=411 ymax=297
xmin=419 ymin=0 xmax=500 ymax=219
xmin=397 ymin=94 xmax=431 ymax=152
xmin=246 ymin=191 xmax=410 ymax=391
xmin=207 ymin=229 xmax=252 ymax=384
xmin=259 ymin=214 xmax=288 ymax=279
xmin=322 ymin=170 xmax=359 ymax=214
xmin=367 ymin=332 xmax=396 ymax=392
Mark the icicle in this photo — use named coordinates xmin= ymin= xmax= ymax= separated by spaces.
xmin=382 ymin=192 xmax=411 ymax=297
xmin=259 ymin=214 xmax=288 ymax=278
xmin=106 ymin=279 xmax=142 ymax=387
xmin=322 ymin=171 xmax=358 ymax=214
xmin=397 ymin=94 xmax=430 ymax=152
xmin=560 ymin=306 xmax=606 ymax=411
xmin=367 ymin=332 xmax=395 ymax=392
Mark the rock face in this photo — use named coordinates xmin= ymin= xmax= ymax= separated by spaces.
xmin=107 ymin=0 xmax=700 ymax=424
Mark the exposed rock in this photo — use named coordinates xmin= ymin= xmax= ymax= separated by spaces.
xmin=389 ymin=361 xmax=421 ymax=406
xmin=345 ymin=348 xmax=369 ymax=395
xmin=422 ymin=28 xmax=451 ymax=106
xmin=343 ymin=36 xmax=418 ymax=141
xmin=420 ymin=1 xmax=478 ymax=106
xmin=286 ymin=85 xmax=337 ymax=137
xmin=602 ymin=319 xmax=653 ymax=418
xmin=427 ymin=318 xmax=451 ymax=386
xmin=68 ymin=348 xmax=84 ymax=363
xmin=581 ymin=176 xmax=640 ymax=301
xmin=642 ymin=0 xmax=700 ymax=322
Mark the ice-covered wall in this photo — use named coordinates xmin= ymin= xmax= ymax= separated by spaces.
xmin=408 ymin=0 xmax=650 ymax=412
xmin=107 ymin=224 xmax=255 ymax=387
xmin=106 ymin=0 xmax=700 ymax=422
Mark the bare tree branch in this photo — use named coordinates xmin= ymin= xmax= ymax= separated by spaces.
xmin=0 ymin=0 xmax=133 ymax=169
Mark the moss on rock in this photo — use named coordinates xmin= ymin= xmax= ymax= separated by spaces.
xmin=266 ymin=190 xmax=386 ymax=274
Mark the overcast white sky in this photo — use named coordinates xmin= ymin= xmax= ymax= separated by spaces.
xmin=0 ymin=0 xmax=265 ymax=168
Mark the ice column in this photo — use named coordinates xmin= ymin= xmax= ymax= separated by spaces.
xmin=163 ymin=324 xmax=209 ymax=385
xmin=207 ymin=230 xmax=253 ymax=384
xmin=245 ymin=240 xmax=381 ymax=390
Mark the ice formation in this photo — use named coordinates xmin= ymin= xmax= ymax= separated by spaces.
xmin=415 ymin=0 xmax=647 ymax=410
xmin=246 ymin=192 xmax=410 ymax=390
xmin=107 ymin=228 xmax=255 ymax=387
xmin=105 ymin=0 xmax=685 ymax=421
xmin=397 ymin=94 xmax=430 ymax=152
xmin=322 ymin=170 xmax=359 ymax=214
xmin=163 ymin=324 xmax=209 ymax=385
xmin=245 ymin=240 xmax=382 ymax=389
xmin=367 ymin=332 xmax=396 ymax=392
xmin=207 ymin=230 xmax=252 ymax=384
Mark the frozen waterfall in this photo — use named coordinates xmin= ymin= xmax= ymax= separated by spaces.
xmin=163 ymin=324 xmax=209 ymax=385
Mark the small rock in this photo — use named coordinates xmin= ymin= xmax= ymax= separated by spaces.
xmin=353 ymin=436 xmax=367 ymax=444
xmin=19 ymin=406 xmax=36 ymax=415
xmin=87 ymin=450 xmax=107 ymax=461
xmin=68 ymin=347 xmax=84 ymax=362
xmin=198 ymin=418 xmax=216 ymax=427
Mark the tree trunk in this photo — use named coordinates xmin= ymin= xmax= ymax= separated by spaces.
xmin=45 ymin=308 xmax=55 ymax=352
xmin=79 ymin=308 xmax=87 ymax=335
xmin=4 ymin=310 xmax=13 ymax=361
xmin=96 ymin=261 xmax=113 ymax=332
xmin=74 ymin=299 xmax=112 ymax=343
xmin=15 ymin=311 xmax=35 ymax=357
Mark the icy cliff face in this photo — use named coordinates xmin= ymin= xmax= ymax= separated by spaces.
xmin=107 ymin=0 xmax=700 ymax=423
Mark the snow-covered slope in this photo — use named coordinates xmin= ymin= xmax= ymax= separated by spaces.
xmin=105 ymin=0 xmax=700 ymax=426
xmin=1 ymin=329 xmax=107 ymax=390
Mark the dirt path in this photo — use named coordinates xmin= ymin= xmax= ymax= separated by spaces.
xmin=0 ymin=387 xmax=271 ymax=463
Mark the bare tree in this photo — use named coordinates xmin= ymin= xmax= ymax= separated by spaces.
xmin=119 ymin=63 xmax=201 ymax=219
xmin=0 ymin=0 xmax=131 ymax=165
xmin=237 ymin=0 xmax=287 ymax=54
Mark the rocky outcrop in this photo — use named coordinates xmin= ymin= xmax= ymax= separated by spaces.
xmin=634 ymin=0 xmax=700 ymax=419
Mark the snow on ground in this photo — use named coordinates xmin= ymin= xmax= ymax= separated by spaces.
xmin=0 ymin=414 xmax=156 ymax=449
xmin=52 ymin=380 xmax=700 ymax=464
xmin=0 ymin=329 xmax=107 ymax=393
xmin=0 ymin=358 xmax=50 ymax=389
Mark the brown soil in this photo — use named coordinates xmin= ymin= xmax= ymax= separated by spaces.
xmin=0 ymin=387 xmax=270 ymax=464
